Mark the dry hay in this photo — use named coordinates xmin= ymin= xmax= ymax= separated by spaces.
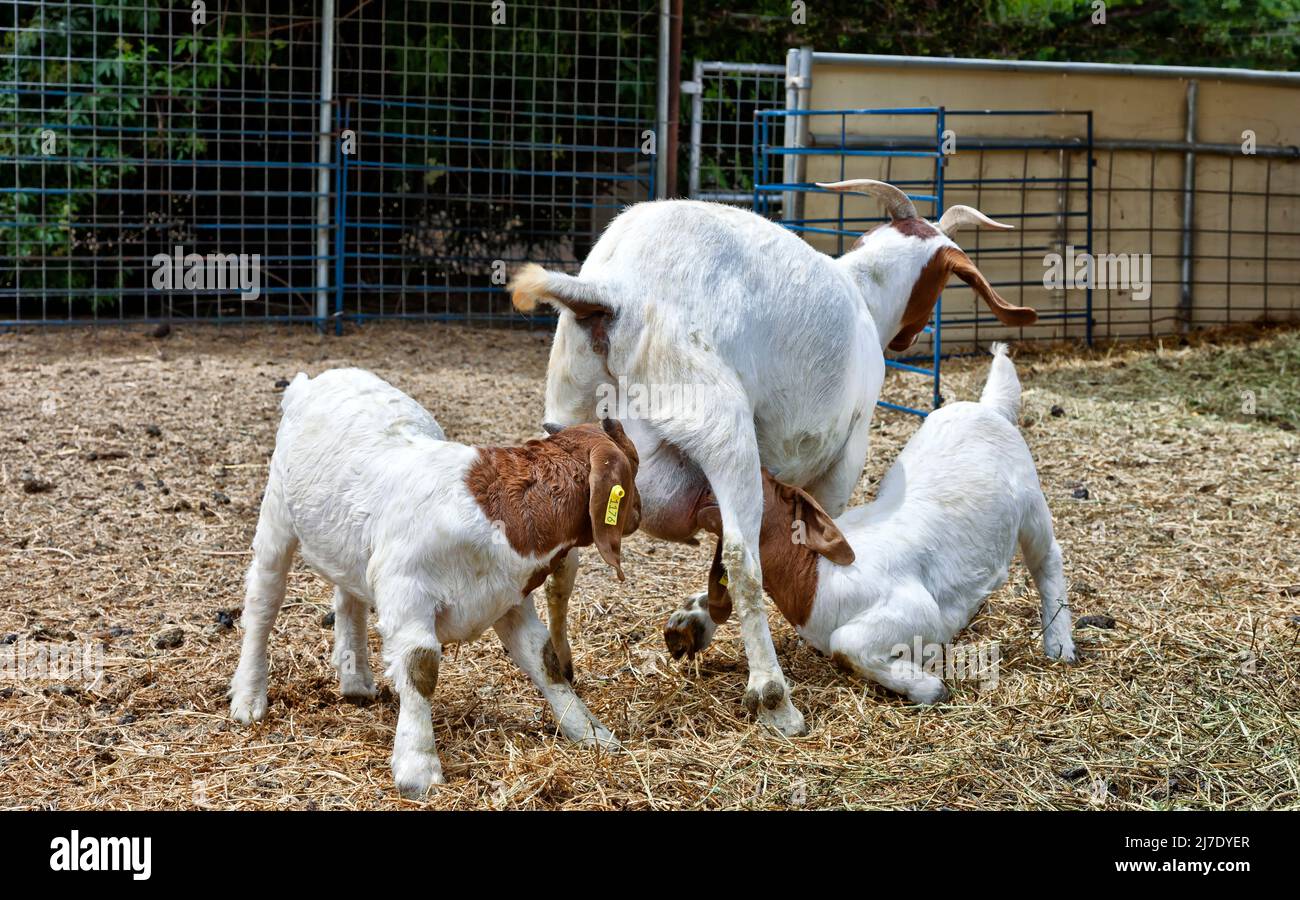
xmin=0 ymin=321 xmax=1297 ymax=810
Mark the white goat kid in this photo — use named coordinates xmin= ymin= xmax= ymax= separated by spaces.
xmin=228 ymin=369 xmax=638 ymax=798
xmin=511 ymin=181 xmax=1034 ymax=735
xmin=691 ymin=344 xmax=1077 ymax=702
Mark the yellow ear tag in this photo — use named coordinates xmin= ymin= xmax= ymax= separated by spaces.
xmin=604 ymin=484 xmax=625 ymax=525
xmin=718 ymin=575 xmax=728 ymax=587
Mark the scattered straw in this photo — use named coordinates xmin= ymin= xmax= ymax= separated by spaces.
xmin=0 ymin=321 xmax=1296 ymax=809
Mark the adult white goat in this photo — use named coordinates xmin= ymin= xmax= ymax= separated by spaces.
xmin=511 ymin=180 xmax=1034 ymax=735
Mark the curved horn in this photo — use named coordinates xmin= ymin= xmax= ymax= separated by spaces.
xmin=937 ymin=205 xmax=1016 ymax=237
xmin=815 ymin=179 xmax=917 ymax=220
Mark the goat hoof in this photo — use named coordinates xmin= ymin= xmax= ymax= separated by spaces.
xmin=910 ymin=680 xmax=950 ymax=705
xmin=1046 ymin=639 xmax=1078 ymax=664
xmin=664 ymin=620 xmax=704 ymax=660
xmin=393 ymin=750 xmax=444 ymax=798
xmin=580 ymin=724 xmax=621 ymax=751
xmin=760 ymin=679 xmax=786 ymax=710
xmin=757 ymin=698 xmax=808 ymax=737
xmin=340 ymin=677 xmax=378 ymax=701
xmin=229 ymin=692 xmax=267 ymax=725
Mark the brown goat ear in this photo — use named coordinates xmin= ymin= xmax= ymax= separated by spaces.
xmin=945 ymin=248 xmax=1038 ymax=327
xmin=790 ymin=486 xmax=855 ymax=566
xmin=588 ymin=444 xmax=631 ymax=581
xmin=890 ymin=246 xmax=952 ymax=351
xmin=601 ymin=417 xmax=639 ymax=467
xmin=890 ymin=246 xmax=1038 ymax=351
xmin=706 ymin=538 xmax=733 ymax=624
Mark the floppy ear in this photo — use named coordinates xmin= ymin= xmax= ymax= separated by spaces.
xmin=944 ymin=247 xmax=1038 ymax=327
xmin=601 ymin=417 xmax=639 ymax=468
xmin=705 ymin=538 xmax=733 ymax=625
xmin=588 ymin=443 xmax=631 ymax=581
xmin=790 ymin=486 xmax=855 ymax=565
xmin=890 ymin=245 xmax=955 ymax=352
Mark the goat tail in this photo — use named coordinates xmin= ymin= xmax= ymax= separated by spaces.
xmin=508 ymin=263 xmax=611 ymax=314
xmin=979 ymin=342 xmax=1021 ymax=424
xmin=280 ymin=371 xmax=311 ymax=414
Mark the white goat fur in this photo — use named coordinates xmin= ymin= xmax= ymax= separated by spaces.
xmin=227 ymin=368 xmax=616 ymax=798
xmin=807 ymin=344 xmax=1076 ymax=699
xmin=685 ymin=344 xmax=1077 ymax=702
xmin=515 ymin=197 xmax=1019 ymax=735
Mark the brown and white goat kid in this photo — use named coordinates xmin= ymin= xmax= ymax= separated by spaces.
xmin=511 ymin=181 xmax=1034 ymax=735
xmin=228 ymin=368 xmax=638 ymax=797
xmin=667 ymin=345 xmax=1076 ymax=702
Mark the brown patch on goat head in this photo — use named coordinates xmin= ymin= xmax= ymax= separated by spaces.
xmin=466 ymin=422 xmax=640 ymax=581
xmin=852 ymin=216 xmax=939 ymax=249
xmin=890 ymin=247 xmax=953 ymax=351
xmin=891 ymin=246 xmax=1038 ymax=351
xmin=891 ymin=217 xmax=939 ymax=239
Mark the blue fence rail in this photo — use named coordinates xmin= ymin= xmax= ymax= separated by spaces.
xmin=0 ymin=0 xmax=659 ymax=329
xmin=754 ymin=106 xmax=1094 ymax=416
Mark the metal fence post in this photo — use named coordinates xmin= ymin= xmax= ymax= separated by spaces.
xmin=314 ymin=0 xmax=336 ymax=329
xmin=655 ymin=0 xmax=671 ymax=198
xmin=333 ymin=105 xmax=349 ymax=337
xmin=782 ymin=47 xmax=813 ymax=221
xmin=1086 ymin=111 xmax=1095 ymax=346
xmin=1178 ymin=80 xmax=1198 ymax=331
xmin=685 ymin=60 xmax=704 ymax=198
xmin=933 ymin=106 xmax=945 ymax=410
xmin=782 ymin=49 xmax=800 ymax=214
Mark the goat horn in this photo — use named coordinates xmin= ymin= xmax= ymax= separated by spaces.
xmin=815 ymin=179 xmax=918 ymax=220
xmin=937 ymin=205 xmax=1016 ymax=237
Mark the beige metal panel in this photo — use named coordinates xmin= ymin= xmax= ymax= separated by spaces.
xmin=799 ymin=61 xmax=1300 ymax=347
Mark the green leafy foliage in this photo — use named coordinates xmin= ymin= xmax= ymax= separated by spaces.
xmin=0 ymin=3 xmax=283 ymax=303
xmin=687 ymin=0 xmax=1300 ymax=69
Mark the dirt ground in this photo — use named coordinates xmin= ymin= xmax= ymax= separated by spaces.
xmin=1 ymin=321 xmax=1297 ymax=810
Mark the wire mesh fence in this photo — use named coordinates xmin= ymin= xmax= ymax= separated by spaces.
xmin=2 ymin=2 xmax=327 ymax=325
xmin=334 ymin=0 xmax=659 ymax=325
xmin=1 ymin=0 xmax=660 ymax=328
xmin=6 ymin=12 xmax=1297 ymax=337
xmin=685 ymin=59 xmax=784 ymax=205
xmin=1093 ymin=149 xmax=1299 ymax=338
